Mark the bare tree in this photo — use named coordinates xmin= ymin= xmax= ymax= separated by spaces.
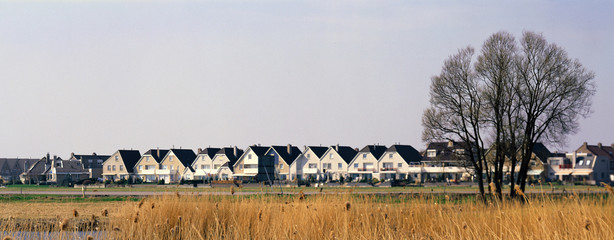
xmin=514 ymin=31 xmax=596 ymax=193
xmin=424 ymin=31 xmax=596 ymax=200
xmin=422 ymin=47 xmax=490 ymax=201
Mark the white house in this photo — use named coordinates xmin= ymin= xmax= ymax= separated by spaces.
xmin=347 ymin=145 xmax=387 ymax=181
xmin=290 ymin=146 xmax=328 ymax=181
xmin=319 ymin=145 xmax=358 ymax=181
xmin=378 ymin=145 xmax=422 ymax=181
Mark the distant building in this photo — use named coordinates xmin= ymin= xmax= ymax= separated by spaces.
xmin=550 ymin=142 xmax=614 ymax=185
xmin=68 ymin=152 xmax=110 ymax=179
xmin=0 ymin=157 xmax=38 ymax=182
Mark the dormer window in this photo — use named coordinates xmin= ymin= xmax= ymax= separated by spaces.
xmin=427 ymin=150 xmax=437 ymax=157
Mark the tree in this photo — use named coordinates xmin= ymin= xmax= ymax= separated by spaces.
xmin=514 ymin=32 xmax=595 ymax=194
xmin=422 ymin=46 xmax=491 ymax=201
xmin=423 ymin=31 xmax=595 ymax=200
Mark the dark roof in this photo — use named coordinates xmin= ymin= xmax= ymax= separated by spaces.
xmin=582 ymin=144 xmax=614 ymax=157
xmin=199 ymin=148 xmax=221 ymax=159
xmin=71 ymin=153 xmax=110 ymax=169
xmin=48 ymin=160 xmax=87 ymax=173
xmin=423 ymin=141 xmax=470 ymax=162
xmin=531 ymin=143 xmax=552 ymax=163
xmin=386 ymin=145 xmax=422 ymax=163
xmin=270 ymin=145 xmax=302 ymax=165
xmin=359 ymin=145 xmax=388 ymax=160
xmin=308 ymin=146 xmax=329 ymax=159
xmin=0 ymin=158 xmax=39 ymax=177
xmin=217 ymin=147 xmax=244 ymax=170
xmin=24 ymin=159 xmax=49 ymax=175
xmin=169 ymin=149 xmax=197 ymax=167
xmin=118 ymin=150 xmax=142 ymax=173
xmin=143 ymin=149 xmax=170 ymax=163
xmin=331 ymin=146 xmax=358 ymax=164
xmin=248 ymin=146 xmax=270 ymax=157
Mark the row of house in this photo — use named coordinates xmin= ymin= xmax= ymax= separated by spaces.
xmin=10 ymin=141 xmax=614 ymax=185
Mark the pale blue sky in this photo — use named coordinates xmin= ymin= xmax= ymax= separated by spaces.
xmin=1 ymin=1 xmax=612 ymax=158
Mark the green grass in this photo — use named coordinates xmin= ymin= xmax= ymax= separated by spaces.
xmin=0 ymin=194 xmax=138 ymax=203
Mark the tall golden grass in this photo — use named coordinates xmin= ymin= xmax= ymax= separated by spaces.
xmin=2 ymin=189 xmax=614 ymax=239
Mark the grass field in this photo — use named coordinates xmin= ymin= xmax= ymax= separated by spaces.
xmin=1 ymin=186 xmax=613 ymax=239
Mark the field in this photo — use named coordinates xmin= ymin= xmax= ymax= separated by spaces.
xmin=1 ymin=186 xmax=614 ymax=239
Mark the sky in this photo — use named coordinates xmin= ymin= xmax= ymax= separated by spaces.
xmin=0 ymin=0 xmax=612 ymax=158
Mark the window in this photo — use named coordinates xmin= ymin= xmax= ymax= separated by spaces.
xmin=240 ymin=164 xmax=243 ymax=170
xmin=578 ymin=160 xmax=584 ymax=166
xmin=530 ymin=161 xmax=536 ymax=166
xmin=398 ymin=163 xmax=403 ymax=168
xmin=88 ymin=159 xmax=93 ymax=163
xmin=363 ymin=154 xmax=367 ymax=159
xmin=389 ymin=153 xmax=393 ymax=159
xmin=146 ymin=156 xmax=150 ymax=162
xmin=169 ymin=156 xmax=173 ymax=162
xmin=120 ymin=165 xmax=124 ymax=171
xmin=338 ymin=163 xmax=343 ymax=169
xmin=214 ymin=164 xmax=221 ymax=169
xmin=330 ymin=153 xmax=333 ymax=159
xmin=115 ymin=156 xmax=119 ymax=161
xmin=248 ymin=154 xmax=252 ymax=160
xmin=204 ymin=165 xmax=210 ymax=169
xmin=610 ymin=161 xmax=614 ymax=170
xmin=107 ymin=165 xmax=111 ymax=171
xmin=307 ymin=154 xmax=310 ymax=159
xmin=201 ymin=165 xmax=205 ymax=169
xmin=308 ymin=163 xmax=317 ymax=169
xmin=162 ymin=165 xmax=167 ymax=170
xmin=354 ymin=163 xmax=358 ymax=168
xmin=456 ymin=149 xmax=465 ymax=155
xmin=170 ymin=166 xmax=174 ymax=170
xmin=323 ymin=163 xmax=331 ymax=169
xmin=112 ymin=165 xmax=116 ymax=171
xmin=427 ymin=150 xmax=436 ymax=157
xmin=280 ymin=164 xmax=284 ymax=169
xmin=586 ymin=160 xmax=591 ymax=166
xmin=550 ymin=160 xmax=560 ymax=165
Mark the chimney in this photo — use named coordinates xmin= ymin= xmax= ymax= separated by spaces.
xmin=47 ymin=153 xmax=50 ymax=161
xmin=447 ymin=140 xmax=454 ymax=148
xmin=233 ymin=146 xmax=238 ymax=157
xmin=354 ymin=148 xmax=359 ymax=152
xmin=335 ymin=144 xmax=339 ymax=152
xmin=287 ymin=144 xmax=292 ymax=154
xmin=598 ymin=143 xmax=602 ymax=148
xmin=92 ymin=152 xmax=97 ymax=156
xmin=157 ymin=147 xmax=160 ymax=158
xmin=198 ymin=148 xmax=202 ymax=153
xmin=70 ymin=152 xmax=75 ymax=159
xmin=583 ymin=142 xmax=588 ymax=147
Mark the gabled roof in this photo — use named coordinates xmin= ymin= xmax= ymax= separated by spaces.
xmin=24 ymin=159 xmax=49 ymax=175
xmin=169 ymin=149 xmax=197 ymax=167
xmin=307 ymin=146 xmax=329 ymax=159
xmin=270 ymin=145 xmax=302 ymax=165
xmin=199 ymin=148 xmax=221 ymax=159
xmin=216 ymin=147 xmax=244 ymax=170
xmin=247 ymin=146 xmax=270 ymax=157
xmin=117 ymin=150 xmax=142 ymax=173
xmin=143 ymin=149 xmax=170 ymax=163
xmin=359 ymin=145 xmax=387 ymax=160
xmin=580 ymin=143 xmax=614 ymax=158
xmin=386 ymin=145 xmax=422 ymax=163
xmin=531 ymin=143 xmax=552 ymax=164
xmin=328 ymin=146 xmax=358 ymax=164
xmin=0 ymin=158 xmax=39 ymax=176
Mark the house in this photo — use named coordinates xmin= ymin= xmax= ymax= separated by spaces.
xmin=157 ymin=149 xmax=197 ymax=184
xmin=551 ymin=142 xmax=614 ymax=185
xmin=190 ymin=147 xmax=221 ymax=180
xmin=232 ymin=145 xmax=273 ymax=182
xmin=378 ymin=144 xmax=422 ymax=181
xmin=319 ymin=145 xmax=358 ymax=181
xmin=347 ymin=145 xmax=388 ymax=181
xmin=290 ymin=146 xmax=328 ymax=181
xmin=68 ymin=152 xmax=110 ymax=179
xmin=421 ymin=141 xmax=472 ymax=182
xmin=265 ymin=145 xmax=301 ymax=181
xmin=545 ymin=153 xmax=570 ymax=181
xmin=20 ymin=154 xmax=59 ymax=184
xmin=101 ymin=150 xmax=142 ymax=181
xmin=210 ymin=147 xmax=243 ymax=180
xmin=44 ymin=157 xmax=90 ymax=185
xmin=182 ymin=166 xmax=196 ymax=181
xmin=0 ymin=157 xmax=39 ymax=183
xmin=134 ymin=148 xmax=170 ymax=183
xmin=485 ymin=142 xmax=552 ymax=182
